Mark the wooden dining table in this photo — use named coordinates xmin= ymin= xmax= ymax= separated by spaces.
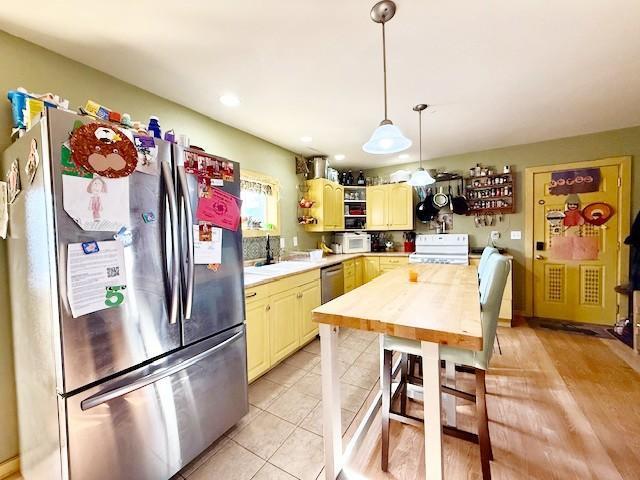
xmin=312 ymin=263 xmax=483 ymax=480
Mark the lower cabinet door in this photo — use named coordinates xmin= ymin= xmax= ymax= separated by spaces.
xmin=364 ymin=256 xmax=381 ymax=283
xmin=354 ymin=258 xmax=364 ymax=287
xmin=299 ymin=280 xmax=321 ymax=344
xmin=269 ymin=289 xmax=300 ymax=364
xmin=246 ymin=299 xmax=270 ymax=382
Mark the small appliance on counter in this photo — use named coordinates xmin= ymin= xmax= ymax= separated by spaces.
xmin=409 ymin=234 xmax=469 ymax=265
xmin=334 ymin=232 xmax=371 ymax=253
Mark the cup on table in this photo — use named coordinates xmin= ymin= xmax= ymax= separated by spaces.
xmin=408 ymin=268 xmax=418 ymax=283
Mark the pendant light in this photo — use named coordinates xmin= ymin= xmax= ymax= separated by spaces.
xmin=362 ymin=1 xmax=412 ymax=155
xmin=408 ymin=104 xmax=435 ymax=186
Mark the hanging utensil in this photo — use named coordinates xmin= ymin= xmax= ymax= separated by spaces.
xmin=451 ymin=178 xmax=469 ymax=215
xmin=433 ymin=185 xmax=448 ymax=209
xmin=416 ymin=187 xmax=438 ymax=222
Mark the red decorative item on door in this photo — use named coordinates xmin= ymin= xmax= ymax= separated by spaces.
xmin=582 ymin=202 xmax=614 ymax=226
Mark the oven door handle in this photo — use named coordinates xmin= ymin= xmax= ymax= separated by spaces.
xmin=80 ymin=331 xmax=243 ymax=411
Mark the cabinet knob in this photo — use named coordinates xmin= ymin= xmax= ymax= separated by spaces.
xmin=266 ymin=305 xmax=271 ymax=311
xmin=535 ymin=255 xmax=545 ymax=260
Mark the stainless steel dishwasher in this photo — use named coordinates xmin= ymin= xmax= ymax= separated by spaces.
xmin=321 ymin=263 xmax=344 ymax=304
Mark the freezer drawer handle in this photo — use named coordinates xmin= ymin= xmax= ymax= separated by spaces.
xmin=80 ymin=331 xmax=243 ymax=411
xmin=178 ymin=165 xmax=195 ymax=320
xmin=162 ymin=161 xmax=180 ymax=325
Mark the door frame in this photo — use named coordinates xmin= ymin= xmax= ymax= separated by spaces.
xmin=524 ymin=156 xmax=632 ymax=319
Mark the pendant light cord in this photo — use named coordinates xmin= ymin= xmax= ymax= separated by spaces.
xmin=382 ymin=22 xmax=388 ymax=121
xmin=418 ymin=108 xmax=423 ymax=168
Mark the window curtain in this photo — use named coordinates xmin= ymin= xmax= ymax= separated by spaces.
xmin=241 ymin=178 xmax=274 ymax=196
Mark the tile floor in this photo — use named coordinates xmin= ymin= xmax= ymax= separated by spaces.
xmin=175 ymin=327 xmax=380 ymax=480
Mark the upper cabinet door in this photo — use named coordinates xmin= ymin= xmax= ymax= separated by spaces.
xmin=366 ymin=186 xmax=388 ymax=230
xmin=323 ymin=182 xmax=336 ymax=229
xmin=388 ymin=184 xmax=414 ymax=230
xmin=334 ymin=185 xmax=344 ymax=230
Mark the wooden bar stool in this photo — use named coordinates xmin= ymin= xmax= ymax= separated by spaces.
xmin=381 ymin=255 xmax=511 ymax=479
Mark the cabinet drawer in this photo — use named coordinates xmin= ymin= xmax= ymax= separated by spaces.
xmin=379 ymin=257 xmax=408 ymax=266
xmin=244 ymin=284 xmax=269 ymax=304
xmin=268 ymin=270 xmax=320 ymax=296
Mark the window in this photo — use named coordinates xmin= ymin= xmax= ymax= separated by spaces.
xmin=240 ymin=170 xmax=280 ymax=237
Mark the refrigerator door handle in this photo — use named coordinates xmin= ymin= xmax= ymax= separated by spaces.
xmin=162 ymin=160 xmax=180 ymax=325
xmin=178 ymin=166 xmax=195 ymax=320
xmin=80 ymin=331 xmax=243 ymax=411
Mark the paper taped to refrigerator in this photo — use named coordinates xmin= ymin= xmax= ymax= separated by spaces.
xmin=193 ymin=223 xmax=222 ymax=264
xmin=67 ymin=240 xmax=127 ymax=318
xmin=62 ymin=174 xmax=130 ymax=231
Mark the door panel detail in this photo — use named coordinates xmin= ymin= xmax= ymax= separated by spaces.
xmin=580 ymin=266 xmax=602 ymax=306
xmin=544 ymin=264 xmax=565 ymax=303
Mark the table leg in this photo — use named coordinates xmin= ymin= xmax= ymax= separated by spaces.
xmin=320 ymin=324 xmax=342 ymax=480
xmin=421 ymin=341 xmax=443 ymax=480
xmin=443 ymin=360 xmax=457 ymax=427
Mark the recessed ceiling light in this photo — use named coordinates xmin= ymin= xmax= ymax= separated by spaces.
xmin=334 ymin=154 xmax=346 ymax=161
xmin=300 ymin=136 xmax=313 ymax=143
xmin=219 ymin=94 xmax=240 ymax=107
xmin=399 ymin=154 xmax=410 ymax=159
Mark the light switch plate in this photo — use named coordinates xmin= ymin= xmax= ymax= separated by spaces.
xmin=293 ymin=236 xmax=298 ymax=247
xmin=510 ymin=230 xmax=522 ymax=240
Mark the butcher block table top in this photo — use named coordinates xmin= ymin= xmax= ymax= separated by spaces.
xmin=312 ymin=264 xmax=483 ymax=351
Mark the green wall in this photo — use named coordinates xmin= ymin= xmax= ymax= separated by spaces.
xmin=0 ymin=30 xmax=315 ymax=464
xmin=366 ymin=126 xmax=639 ymax=313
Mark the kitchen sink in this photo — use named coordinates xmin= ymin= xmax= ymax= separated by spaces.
xmin=244 ymin=260 xmax=317 ymax=276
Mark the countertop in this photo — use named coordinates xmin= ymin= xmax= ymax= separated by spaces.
xmin=244 ymin=252 xmax=410 ymax=288
xmin=313 ymin=263 xmax=483 ymax=349
xmin=243 ymin=250 xmax=512 ymax=288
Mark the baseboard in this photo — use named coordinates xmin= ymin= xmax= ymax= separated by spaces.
xmin=0 ymin=456 xmax=19 ymax=479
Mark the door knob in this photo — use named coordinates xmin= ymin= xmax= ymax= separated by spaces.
xmin=535 ymin=255 xmax=545 ymax=260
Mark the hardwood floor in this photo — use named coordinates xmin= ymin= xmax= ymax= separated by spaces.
xmin=341 ymin=321 xmax=640 ymax=480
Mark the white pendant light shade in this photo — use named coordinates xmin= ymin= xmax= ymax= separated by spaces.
xmin=362 ymin=122 xmax=412 ymax=154
xmin=408 ymin=167 xmax=435 ymax=186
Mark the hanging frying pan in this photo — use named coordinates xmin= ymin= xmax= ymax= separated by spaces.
xmin=451 ymin=178 xmax=469 ymax=215
xmin=416 ymin=188 xmax=438 ymax=222
xmin=432 ymin=185 xmax=448 ymax=209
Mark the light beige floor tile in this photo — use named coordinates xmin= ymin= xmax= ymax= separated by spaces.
xmin=180 ymin=436 xmax=231 ymax=477
xmin=249 ymin=378 xmax=287 ymax=409
xmin=311 ymin=359 xmax=350 ymax=377
xmin=270 ymin=428 xmax=325 ymax=480
xmin=340 ymin=382 xmax=370 ymax=412
xmin=290 ymin=372 xmax=323 ymax=400
xmin=233 ymin=411 xmax=296 ymax=460
xmin=283 ymin=349 xmax=321 ymax=371
xmin=266 ymin=388 xmax=319 ymax=425
xmin=337 ymin=346 xmax=361 ymax=365
xmin=353 ymin=350 xmax=380 ymax=369
xmin=349 ymin=329 xmax=378 ymax=342
xmin=340 ymin=336 xmax=370 ymax=353
xmin=188 ymin=441 xmax=264 ymax=480
xmin=302 ymin=338 xmax=321 ymax=354
xmin=226 ymin=405 xmax=263 ymax=438
xmin=252 ymin=462 xmax=297 ymax=480
xmin=365 ymin=337 xmax=381 ymax=354
xmin=341 ymin=363 xmax=379 ymax=390
xmin=299 ymin=401 xmax=356 ymax=436
xmin=264 ymin=363 xmax=306 ymax=387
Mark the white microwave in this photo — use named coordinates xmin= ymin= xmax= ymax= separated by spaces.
xmin=334 ymin=232 xmax=371 ymax=253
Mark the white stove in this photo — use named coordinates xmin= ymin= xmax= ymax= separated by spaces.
xmin=409 ymin=234 xmax=469 ymax=265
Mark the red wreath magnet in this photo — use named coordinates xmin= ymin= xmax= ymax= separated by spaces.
xmin=70 ymin=123 xmax=137 ymax=178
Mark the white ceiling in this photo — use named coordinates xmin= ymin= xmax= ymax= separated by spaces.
xmin=2 ymin=1 xmax=640 ymax=169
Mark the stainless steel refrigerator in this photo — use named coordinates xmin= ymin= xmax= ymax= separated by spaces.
xmin=3 ymin=108 xmax=248 ymax=480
